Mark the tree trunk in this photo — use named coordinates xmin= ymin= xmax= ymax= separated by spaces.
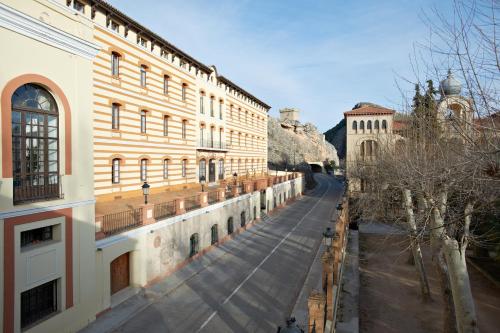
xmin=403 ymin=189 xmax=431 ymax=299
xmin=443 ymin=238 xmax=478 ymax=333
xmin=435 ymin=249 xmax=457 ymax=333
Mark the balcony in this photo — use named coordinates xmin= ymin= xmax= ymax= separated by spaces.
xmin=197 ymin=139 xmax=229 ymax=151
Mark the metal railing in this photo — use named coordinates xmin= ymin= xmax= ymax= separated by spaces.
xmin=185 ymin=194 xmax=201 ymax=211
xmin=198 ymin=139 xmax=227 ymax=150
xmin=102 ymin=207 xmax=143 ymax=236
xmin=207 ymin=190 xmax=219 ymax=204
xmin=13 ymin=175 xmax=63 ymax=204
xmin=154 ymin=200 xmax=176 ymax=220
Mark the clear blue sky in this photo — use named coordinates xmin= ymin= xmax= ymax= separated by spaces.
xmin=107 ymin=0 xmax=452 ymax=132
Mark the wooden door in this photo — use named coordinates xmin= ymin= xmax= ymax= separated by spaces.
xmin=110 ymin=252 xmax=130 ymax=295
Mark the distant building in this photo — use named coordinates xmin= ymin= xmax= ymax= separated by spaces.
xmin=280 ymin=108 xmax=300 ymax=122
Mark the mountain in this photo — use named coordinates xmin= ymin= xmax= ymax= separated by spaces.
xmin=324 ymin=118 xmax=346 ymax=160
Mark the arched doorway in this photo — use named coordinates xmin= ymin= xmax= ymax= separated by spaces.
xmin=199 ymin=159 xmax=206 ymax=182
xmin=227 ymin=217 xmax=234 ymax=234
xmin=240 ymin=211 xmax=246 ymax=227
xmin=209 ymin=159 xmax=216 ymax=182
xmin=189 ymin=233 xmax=199 ymax=257
xmin=110 ymin=252 xmax=130 ymax=295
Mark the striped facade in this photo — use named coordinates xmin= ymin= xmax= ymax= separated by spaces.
xmin=80 ymin=0 xmax=269 ymax=201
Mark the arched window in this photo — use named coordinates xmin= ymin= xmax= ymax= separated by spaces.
xmin=140 ymin=110 xmax=147 ymax=133
xmin=140 ymin=159 xmax=147 ymax=181
xmin=182 ymin=120 xmax=187 ymax=139
xmin=112 ymin=158 xmax=120 ymax=183
xmin=382 ymin=120 xmax=387 ymax=132
xmin=111 ymin=52 xmax=120 ymax=76
xmin=240 ymin=211 xmax=246 ymax=227
xmin=12 ymin=84 xmax=59 ymax=204
xmin=163 ymin=75 xmax=169 ymax=95
xmin=219 ymin=99 xmax=223 ymax=120
xmin=227 ymin=217 xmax=234 ymax=235
xmin=360 ymin=120 xmax=365 ymax=131
xmin=352 ymin=120 xmax=357 ymax=132
xmin=199 ymin=92 xmax=205 ymax=114
xmin=163 ymin=115 xmax=169 ymax=136
xmin=189 ymin=233 xmax=199 ymax=257
xmin=210 ymin=96 xmax=215 ymax=117
xmin=112 ymin=103 xmax=120 ymax=130
xmin=181 ymin=159 xmax=187 ymax=177
xmin=182 ymin=83 xmax=187 ymax=101
xmin=374 ymin=120 xmax=380 ymax=131
xmin=367 ymin=120 xmax=372 ymax=130
xmin=360 ymin=140 xmax=378 ymax=161
xmin=163 ymin=159 xmax=169 ymax=179
xmin=211 ymin=225 xmax=218 ymax=245
xmin=218 ymin=159 xmax=224 ymax=180
xmin=140 ymin=65 xmax=147 ymax=87
xmin=199 ymin=159 xmax=206 ymax=181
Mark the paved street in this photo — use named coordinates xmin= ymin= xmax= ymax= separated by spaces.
xmin=104 ymin=174 xmax=343 ymax=333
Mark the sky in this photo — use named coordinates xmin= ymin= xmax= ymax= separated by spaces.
xmin=107 ymin=0 xmax=452 ymax=132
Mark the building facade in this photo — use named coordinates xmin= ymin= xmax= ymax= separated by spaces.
xmin=0 ymin=0 xmax=100 ymax=332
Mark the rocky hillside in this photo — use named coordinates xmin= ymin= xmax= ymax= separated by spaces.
xmin=324 ymin=119 xmax=346 ymax=160
xmin=268 ymin=116 xmax=340 ymax=170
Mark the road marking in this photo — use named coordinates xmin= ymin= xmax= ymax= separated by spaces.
xmin=196 ymin=180 xmax=332 ymax=332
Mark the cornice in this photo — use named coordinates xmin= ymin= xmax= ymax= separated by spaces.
xmin=0 ymin=2 xmax=100 ymax=60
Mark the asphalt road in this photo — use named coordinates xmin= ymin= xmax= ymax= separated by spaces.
xmin=114 ymin=174 xmax=344 ymax=333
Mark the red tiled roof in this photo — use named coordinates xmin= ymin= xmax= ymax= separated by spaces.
xmin=393 ymin=120 xmax=408 ymax=131
xmin=344 ymin=105 xmax=395 ymax=116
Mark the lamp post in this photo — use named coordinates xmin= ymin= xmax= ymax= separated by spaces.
xmin=233 ymin=172 xmax=238 ymax=185
xmin=141 ymin=181 xmax=150 ymax=204
xmin=200 ymin=175 xmax=206 ymax=192
xmin=322 ymin=227 xmax=335 ymax=249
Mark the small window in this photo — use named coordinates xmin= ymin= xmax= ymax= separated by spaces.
xmin=181 ymin=159 xmax=187 ymax=177
xmin=218 ymin=159 xmax=224 ymax=180
xmin=219 ymin=100 xmax=223 ymax=120
xmin=73 ymin=0 xmax=84 ymax=13
xmin=200 ymin=94 xmax=205 ymax=114
xmin=211 ymin=225 xmax=218 ymax=245
xmin=182 ymin=120 xmax=187 ymax=139
xmin=112 ymin=158 xmax=120 ymax=184
xmin=21 ymin=279 xmax=58 ymax=329
xmin=230 ymin=105 xmax=233 ymax=119
xmin=182 ymin=83 xmax=187 ymax=101
xmin=21 ymin=226 xmax=53 ymax=247
xmin=110 ymin=20 xmax=119 ymax=33
xmin=199 ymin=159 xmax=206 ymax=181
xmin=163 ymin=159 xmax=169 ymax=179
xmin=374 ymin=120 xmax=380 ymax=130
xmin=163 ymin=115 xmax=169 ymax=136
xmin=138 ymin=36 xmax=147 ymax=47
xmin=140 ymin=65 xmax=147 ymax=87
xmin=382 ymin=120 xmax=388 ymax=131
xmin=189 ymin=233 xmax=199 ymax=257
xmin=163 ymin=75 xmax=169 ymax=95
xmin=112 ymin=103 xmax=120 ymax=130
xmin=367 ymin=120 xmax=372 ymax=130
xmin=352 ymin=120 xmax=357 ymax=131
xmin=111 ymin=52 xmax=120 ymax=76
xmin=141 ymin=110 xmax=147 ymax=133
xmin=210 ymin=97 xmax=214 ymax=117
xmin=140 ymin=159 xmax=147 ymax=181
xmin=360 ymin=120 xmax=365 ymax=130
xmin=227 ymin=217 xmax=234 ymax=235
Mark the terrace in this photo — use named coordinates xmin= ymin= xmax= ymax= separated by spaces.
xmin=95 ymin=171 xmax=302 ymax=239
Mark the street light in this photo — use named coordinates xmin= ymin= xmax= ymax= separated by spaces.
xmin=141 ymin=181 xmax=150 ymax=204
xmin=200 ymin=175 xmax=206 ymax=192
xmin=233 ymin=172 xmax=238 ymax=185
xmin=322 ymin=227 xmax=335 ymax=248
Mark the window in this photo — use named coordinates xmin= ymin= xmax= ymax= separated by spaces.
xmin=21 ymin=279 xmax=58 ymax=329
xmin=210 ymin=97 xmax=214 ymax=117
xmin=112 ymin=103 xmax=120 ymax=130
xmin=163 ymin=115 xmax=169 ymax=136
xmin=229 ymin=131 xmax=233 ymax=146
xmin=181 ymin=159 xmax=187 ymax=177
xmin=189 ymin=233 xmax=199 ymax=257
xmin=219 ymin=100 xmax=223 ymax=120
xmin=110 ymin=20 xmax=119 ymax=33
xmin=209 ymin=127 xmax=214 ymax=147
xmin=238 ymin=108 xmax=241 ymax=121
xmin=182 ymin=120 xmax=187 ymax=139
xmin=112 ymin=158 xmax=120 ymax=183
xmin=21 ymin=225 xmax=53 ymax=247
xmin=73 ymin=0 xmax=84 ymax=13
xmin=227 ymin=217 xmax=234 ymax=235
xmin=182 ymin=84 xmax=187 ymax=101
xmin=360 ymin=120 xmax=365 ymax=131
xmin=240 ymin=211 xmax=246 ymax=227
xmin=140 ymin=159 xmax=147 ymax=181
xmin=218 ymin=159 xmax=224 ymax=180
xmin=12 ymin=84 xmax=59 ymax=204
xmin=200 ymin=94 xmax=205 ymax=114
xmin=199 ymin=159 xmax=206 ymax=181
xmin=163 ymin=75 xmax=169 ymax=95
xmin=219 ymin=129 xmax=223 ymax=148
xmin=245 ymin=111 xmax=248 ymax=123
xmin=140 ymin=65 xmax=147 ymax=87
xmin=374 ymin=120 xmax=380 ymax=130
xmin=382 ymin=120 xmax=387 ymax=131
xmin=211 ymin=225 xmax=218 ymax=245
xmin=140 ymin=110 xmax=147 ymax=133
xmin=138 ymin=36 xmax=147 ymax=48
xmin=230 ymin=104 xmax=233 ymax=119
xmin=163 ymin=159 xmax=169 ymax=179
xmin=111 ymin=52 xmax=120 ymax=76
xmin=367 ymin=120 xmax=372 ymax=130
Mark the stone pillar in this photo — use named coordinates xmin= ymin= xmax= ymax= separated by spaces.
xmin=242 ymin=180 xmax=253 ymax=193
xmin=308 ymin=291 xmax=326 ymax=333
xmin=141 ymin=203 xmax=155 ymax=225
xmin=95 ymin=213 xmax=105 ymax=240
xmin=175 ymin=197 xmax=186 ymax=215
xmin=231 ymin=185 xmax=239 ymax=197
xmin=322 ymin=249 xmax=335 ymax=321
xmin=198 ymin=191 xmax=208 ymax=207
xmin=217 ymin=187 xmax=225 ymax=202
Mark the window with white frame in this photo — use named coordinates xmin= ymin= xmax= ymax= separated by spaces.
xmin=112 ymin=103 xmax=120 ymax=130
xmin=112 ymin=158 xmax=120 ymax=183
xmin=140 ymin=159 xmax=147 ymax=181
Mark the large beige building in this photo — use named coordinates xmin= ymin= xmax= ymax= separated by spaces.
xmin=86 ymin=0 xmax=269 ymax=202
